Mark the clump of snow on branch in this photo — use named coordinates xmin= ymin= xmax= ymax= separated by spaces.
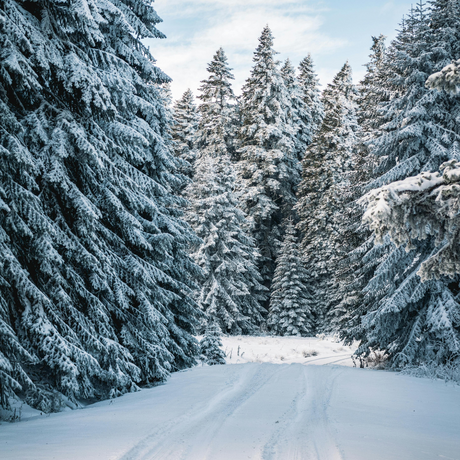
xmin=426 ymin=59 xmax=460 ymax=94
xmin=362 ymin=159 xmax=460 ymax=281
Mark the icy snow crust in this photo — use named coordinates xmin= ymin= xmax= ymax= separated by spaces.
xmin=1 ymin=336 xmax=460 ymax=460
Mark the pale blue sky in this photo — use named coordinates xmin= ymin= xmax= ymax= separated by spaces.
xmin=146 ymin=0 xmax=416 ymax=100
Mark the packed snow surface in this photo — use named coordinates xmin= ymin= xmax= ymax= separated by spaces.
xmin=1 ymin=336 xmax=460 ymax=460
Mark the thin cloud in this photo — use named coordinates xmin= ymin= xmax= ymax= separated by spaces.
xmin=149 ymin=0 xmax=345 ymax=99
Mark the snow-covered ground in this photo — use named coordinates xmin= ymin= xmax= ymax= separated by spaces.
xmin=1 ymin=336 xmax=460 ymax=460
xmin=221 ymin=334 xmax=358 ymax=366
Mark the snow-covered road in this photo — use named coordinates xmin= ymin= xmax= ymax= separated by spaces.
xmin=1 ymin=337 xmax=460 ymax=460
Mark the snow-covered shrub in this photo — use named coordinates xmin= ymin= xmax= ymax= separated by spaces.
xmin=200 ymin=324 xmax=226 ymax=366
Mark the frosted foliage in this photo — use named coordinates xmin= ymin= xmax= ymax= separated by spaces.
xmin=369 ymin=2 xmax=460 ymax=190
xmin=358 ymin=35 xmax=392 ymax=144
xmin=295 ymin=62 xmax=360 ymax=332
xmin=186 ymin=155 xmax=267 ymax=335
xmin=426 ymin=59 xmax=460 ymax=94
xmin=280 ymin=59 xmax=314 ymax=161
xmin=354 ymin=1 xmax=460 ymax=368
xmin=199 ymin=323 xmax=226 ymax=365
xmin=297 ymin=54 xmax=324 ymax=139
xmin=171 ymin=89 xmax=199 ymax=179
xmin=332 ymin=35 xmax=393 ymax=342
xmin=363 ymin=159 xmax=460 ymax=281
xmin=185 ymin=48 xmax=266 ymax=335
xmin=0 ymin=0 xmax=201 ymax=411
xmin=237 ymin=26 xmax=300 ymax=285
xmin=196 ymin=48 xmax=236 ymax=156
xmin=268 ymin=221 xmax=314 ymax=336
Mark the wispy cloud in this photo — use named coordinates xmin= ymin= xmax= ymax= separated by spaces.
xmin=149 ymin=0 xmax=345 ymax=99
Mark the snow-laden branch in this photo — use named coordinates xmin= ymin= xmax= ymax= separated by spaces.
xmin=361 ymin=160 xmax=460 ymax=281
xmin=426 ymin=59 xmax=460 ymax=94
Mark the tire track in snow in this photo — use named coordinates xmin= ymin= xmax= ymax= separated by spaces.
xmin=302 ymin=353 xmax=352 ymax=365
xmin=262 ymin=366 xmax=344 ymax=460
xmin=117 ymin=364 xmax=284 ymax=460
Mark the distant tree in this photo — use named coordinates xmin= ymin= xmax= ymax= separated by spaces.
xmin=297 ymin=54 xmax=324 ymax=139
xmin=186 ymin=155 xmax=267 ymax=335
xmin=237 ymin=26 xmax=299 ymax=288
xmin=171 ymin=89 xmax=199 ymax=180
xmin=196 ymin=48 xmax=236 ymax=156
xmin=331 ymin=35 xmax=393 ymax=339
xmin=295 ymin=62 xmax=360 ymax=332
xmin=268 ymin=220 xmax=314 ymax=336
xmin=186 ymin=49 xmax=267 ymax=335
xmin=281 ymin=58 xmax=313 ymax=161
xmin=200 ymin=323 xmax=226 ymax=366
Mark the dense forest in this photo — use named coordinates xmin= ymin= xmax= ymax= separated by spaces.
xmin=1 ymin=0 xmax=460 ymax=413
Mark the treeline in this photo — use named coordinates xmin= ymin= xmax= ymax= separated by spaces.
xmin=173 ymin=0 xmax=460 ymax=371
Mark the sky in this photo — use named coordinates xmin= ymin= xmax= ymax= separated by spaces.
xmin=146 ymin=0 xmax=416 ymax=100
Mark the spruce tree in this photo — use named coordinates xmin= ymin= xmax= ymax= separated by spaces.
xmin=297 ymin=54 xmax=324 ymax=139
xmin=0 ymin=0 xmax=200 ymax=411
xmin=358 ymin=35 xmax=393 ymax=145
xmin=186 ymin=155 xmax=267 ymax=335
xmin=281 ymin=58 xmax=313 ymax=161
xmin=268 ymin=220 xmax=314 ymax=336
xmin=237 ymin=26 xmax=299 ymax=287
xmin=295 ymin=62 xmax=360 ymax=332
xmin=200 ymin=323 xmax=226 ymax=366
xmin=186 ymin=49 xmax=267 ymax=335
xmin=350 ymin=2 xmax=460 ymax=368
xmin=171 ymin=89 xmax=199 ymax=180
xmin=331 ymin=35 xmax=393 ymax=339
xmin=196 ymin=47 xmax=236 ymax=155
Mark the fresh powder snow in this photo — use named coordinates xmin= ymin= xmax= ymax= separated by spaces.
xmin=1 ymin=335 xmax=459 ymax=460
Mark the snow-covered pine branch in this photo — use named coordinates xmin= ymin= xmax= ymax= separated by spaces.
xmin=426 ymin=59 xmax=460 ymax=94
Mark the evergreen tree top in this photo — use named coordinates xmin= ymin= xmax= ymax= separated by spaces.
xmin=198 ymin=48 xmax=235 ymax=108
xmin=324 ymin=61 xmax=356 ymax=103
xmin=243 ymin=25 xmax=281 ymax=91
xmin=298 ymin=54 xmax=317 ymax=81
xmin=281 ymin=58 xmax=296 ymax=84
xmin=178 ymin=89 xmax=196 ymax=106
xmin=254 ymin=25 xmax=276 ymax=59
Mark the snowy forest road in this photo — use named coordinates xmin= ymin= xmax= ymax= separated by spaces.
xmin=1 ymin=351 xmax=460 ymax=460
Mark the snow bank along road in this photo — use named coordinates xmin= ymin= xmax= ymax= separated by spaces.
xmin=1 ymin=338 xmax=460 ymax=460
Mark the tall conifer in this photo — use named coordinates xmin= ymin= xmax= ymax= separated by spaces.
xmin=237 ymin=26 xmax=299 ymax=287
xmin=0 ymin=0 xmax=200 ymax=410
xmin=349 ymin=2 xmax=460 ymax=367
xmin=295 ymin=62 xmax=360 ymax=332
xmin=298 ymin=54 xmax=324 ymax=140
xmin=186 ymin=49 xmax=267 ymax=335
xmin=171 ymin=89 xmax=199 ymax=180
xmin=268 ymin=220 xmax=314 ymax=336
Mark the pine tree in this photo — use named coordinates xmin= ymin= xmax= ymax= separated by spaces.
xmin=295 ymin=62 xmax=360 ymax=332
xmin=200 ymin=323 xmax=226 ymax=366
xmin=237 ymin=26 xmax=299 ymax=287
xmin=281 ymin=58 xmax=313 ymax=161
xmin=349 ymin=2 xmax=460 ymax=368
xmin=297 ymin=54 xmax=324 ymax=139
xmin=332 ymin=35 xmax=394 ymax=339
xmin=185 ymin=49 xmax=267 ymax=335
xmin=0 ymin=0 xmax=201 ymax=411
xmin=268 ymin=220 xmax=314 ymax=336
xmin=171 ymin=89 xmax=199 ymax=180
xmin=196 ymin=48 xmax=236 ymax=156
xmin=358 ymin=35 xmax=393 ymax=145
